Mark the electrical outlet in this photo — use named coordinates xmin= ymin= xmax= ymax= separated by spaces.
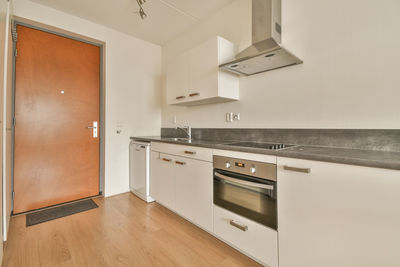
xmin=233 ymin=113 xmax=240 ymax=121
xmin=226 ymin=112 xmax=240 ymax=122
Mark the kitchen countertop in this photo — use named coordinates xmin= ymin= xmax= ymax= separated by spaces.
xmin=131 ymin=136 xmax=400 ymax=170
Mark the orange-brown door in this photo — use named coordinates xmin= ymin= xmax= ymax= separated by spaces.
xmin=13 ymin=25 xmax=100 ymax=213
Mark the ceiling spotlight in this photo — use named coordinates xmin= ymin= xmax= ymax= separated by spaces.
xmin=136 ymin=0 xmax=147 ymax=19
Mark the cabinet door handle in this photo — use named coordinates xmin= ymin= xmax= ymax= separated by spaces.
xmin=162 ymin=158 xmax=172 ymax=162
xmin=184 ymin=150 xmax=196 ymax=155
xmin=283 ymin=165 xmax=311 ymax=173
xmin=176 ymin=95 xmax=186 ymax=100
xmin=189 ymin=92 xmax=200 ymax=97
xmin=175 ymin=161 xmax=186 ymax=165
xmin=229 ymin=220 xmax=248 ymax=231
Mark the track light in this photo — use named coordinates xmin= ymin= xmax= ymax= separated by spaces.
xmin=136 ymin=0 xmax=147 ymax=19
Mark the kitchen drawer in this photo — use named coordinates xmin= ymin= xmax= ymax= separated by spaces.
xmin=151 ymin=142 xmax=212 ymax=162
xmin=213 ymin=205 xmax=278 ymax=267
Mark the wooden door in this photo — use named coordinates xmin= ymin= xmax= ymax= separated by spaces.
xmin=13 ymin=25 xmax=100 ymax=213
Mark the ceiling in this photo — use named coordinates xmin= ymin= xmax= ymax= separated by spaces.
xmin=28 ymin=0 xmax=234 ymax=45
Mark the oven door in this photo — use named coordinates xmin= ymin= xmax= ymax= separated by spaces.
xmin=213 ymin=169 xmax=277 ymax=230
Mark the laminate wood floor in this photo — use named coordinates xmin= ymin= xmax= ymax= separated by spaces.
xmin=2 ymin=193 xmax=261 ymax=267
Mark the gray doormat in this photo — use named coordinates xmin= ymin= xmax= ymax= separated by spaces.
xmin=26 ymin=199 xmax=98 ymax=226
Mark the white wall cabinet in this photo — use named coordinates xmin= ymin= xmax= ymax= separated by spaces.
xmin=166 ymin=53 xmax=189 ymax=104
xmin=166 ymin=36 xmax=239 ymax=106
xmin=151 ymin=144 xmax=213 ymax=232
xmin=277 ymin=157 xmax=400 ymax=267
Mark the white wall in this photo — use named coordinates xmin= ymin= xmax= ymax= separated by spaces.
xmin=13 ymin=0 xmax=162 ymax=197
xmin=162 ymin=0 xmax=400 ymax=129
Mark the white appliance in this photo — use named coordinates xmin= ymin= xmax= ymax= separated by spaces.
xmin=129 ymin=140 xmax=154 ymax=203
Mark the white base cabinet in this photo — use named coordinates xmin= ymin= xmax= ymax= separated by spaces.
xmin=277 ymin=157 xmax=400 ymax=267
xmin=175 ymin=155 xmax=213 ymax=232
xmin=150 ymin=147 xmax=213 ymax=232
xmin=214 ymin=205 xmax=278 ymax=267
xmin=150 ymin=152 xmax=176 ymax=210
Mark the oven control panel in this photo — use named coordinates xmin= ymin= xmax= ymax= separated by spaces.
xmin=214 ymin=156 xmax=276 ymax=181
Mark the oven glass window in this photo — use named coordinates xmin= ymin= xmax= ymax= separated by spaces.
xmin=214 ymin=169 xmax=277 ymax=230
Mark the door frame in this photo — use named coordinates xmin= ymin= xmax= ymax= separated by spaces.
xmin=11 ymin=18 xmax=106 ymax=214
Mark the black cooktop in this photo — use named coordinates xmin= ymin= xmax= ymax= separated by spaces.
xmin=225 ymin=142 xmax=293 ymax=150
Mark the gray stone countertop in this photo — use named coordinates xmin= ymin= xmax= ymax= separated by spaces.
xmin=131 ymin=136 xmax=400 ymax=171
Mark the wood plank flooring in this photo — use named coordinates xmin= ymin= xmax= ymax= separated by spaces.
xmin=2 ymin=193 xmax=261 ymax=267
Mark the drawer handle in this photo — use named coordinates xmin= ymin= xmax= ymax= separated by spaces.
xmin=176 ymin=95 xmax=186 ymax=100
xmin=184 ymin=150 xmax=197 ymax=155
xmin=189 ymin=92 xmax=200 ymax=97
xmin=175 ymin=160 xmax=186 ymax=165
xmin=283 ymin=165 xmax=311 ymax=173
xmin=162 ymin=158 xmax=172 ymax=162
xmin=230 ymin=220 xmax=248 ymax=231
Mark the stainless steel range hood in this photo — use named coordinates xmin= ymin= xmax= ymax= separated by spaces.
xmin=220 ymin=0 xmax=302 ymax=76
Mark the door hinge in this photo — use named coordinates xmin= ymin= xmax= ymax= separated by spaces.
xmin=13 ymin=117 xmax=16 ymax=126
xmin=14 ymin=48 xmax=17 ymax=57
xmin=11 ymin=25 xmax=17 ymax=43
xmin=12 ymin=191 xmax=15 ymax=200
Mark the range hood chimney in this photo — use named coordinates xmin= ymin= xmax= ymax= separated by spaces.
xmin=220 ymin=0 xmax=302 ymax=76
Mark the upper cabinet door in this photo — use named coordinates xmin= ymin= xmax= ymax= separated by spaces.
xmin=166 ymin=52 xmax=189 ymax=105
xmin=187 ymin=38 xmax=219 ymax=102
xmin=166 ymin=36 xmax=239 ymax=106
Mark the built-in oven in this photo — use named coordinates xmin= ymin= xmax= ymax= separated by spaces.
xmin=213 ymin=155 xmax=277 ymax=230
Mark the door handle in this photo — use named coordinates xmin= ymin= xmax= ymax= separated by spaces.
xmin=175 ymin=161 xmax=186 ymax=165
xmin=214 ymin=172 xmax=274 ymax=190
xmin=189 ymin=92 xmax=200 ymax=97
xmin=283 ymin=165 xmax=311 ymax=173
xmin=184 ymin=150 xmax=196 ymax=155
xmin=87 ymin=121 xmax=98 ymax=138
xmin=229 ymin=220 xmax=248 ymax=231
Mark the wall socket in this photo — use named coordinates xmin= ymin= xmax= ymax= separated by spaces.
xmin=226 ymin=112 xmax=240 ymax=122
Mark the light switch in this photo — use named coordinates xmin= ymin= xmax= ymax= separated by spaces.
xmin=116 ymin=120 xmax=125 ymax=134
xmin=226 ymin=112 xmax=233 ymax=122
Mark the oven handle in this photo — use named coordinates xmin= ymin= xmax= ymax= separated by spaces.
xmin=214 ymin=172 xmax=274 ymax=191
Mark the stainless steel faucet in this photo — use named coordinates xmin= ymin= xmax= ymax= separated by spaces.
xmin=175 ymin=126 xmax=191 ymax=139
